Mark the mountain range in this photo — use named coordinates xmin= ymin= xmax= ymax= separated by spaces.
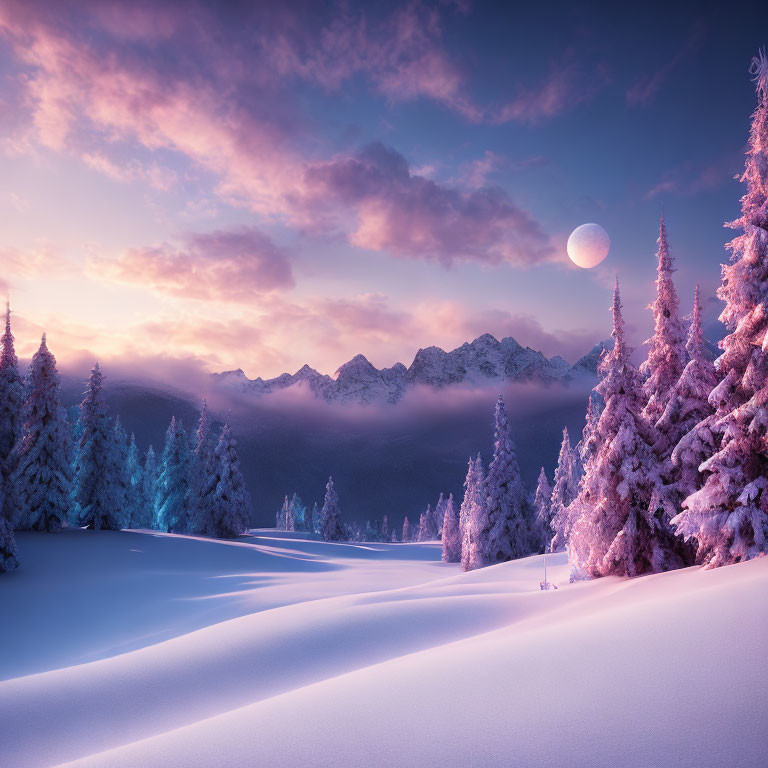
xmin=213 ymin=334 xmax=606 ymax=405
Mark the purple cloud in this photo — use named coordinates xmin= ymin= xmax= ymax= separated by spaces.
xmin=303 ymin=142 xmax=555 ymax=266
xmin=95 ymin=228 xmax=295 ymax=301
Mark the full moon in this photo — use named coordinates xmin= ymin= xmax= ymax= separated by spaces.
xmin=567 ymin=223 xmax=610 ymax=268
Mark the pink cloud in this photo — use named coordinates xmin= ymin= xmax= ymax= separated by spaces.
xmin=644 ymin=161 xmax=727 ymax=200
xmin=92 ymin=228 xmax=295 ymax=302
xmin=303 ymin=142 xmax=555 ymax=266
xmin=494 ymin=56 xmax=612 ymax=124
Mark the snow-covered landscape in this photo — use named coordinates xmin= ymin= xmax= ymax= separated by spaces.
xmin=2 ymin=2 xmax=768 ymax=766
xmin=3 ymin=529 xmax=766 ymax=768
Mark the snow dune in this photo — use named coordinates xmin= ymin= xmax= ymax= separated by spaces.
xmin=1 ymin=530 xmax=766 ymax=768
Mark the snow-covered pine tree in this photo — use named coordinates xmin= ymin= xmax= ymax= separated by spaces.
xmin=656 ymin=286 xmax=718 ymax=515
xmin=549 ymin=427 xmax=581 ymax=552
xmin=432 ymin=493 xmax=446 ymax=539
xmin=483 ymin=395 xmax=531 ymax=563
xmin=380 ymin=514 xmax=389 ymax=541
xmin=532 ymin=467 xmax=552 ymax=553
xmin=402 ymin=516 xmax=410 ymax=542
xmin=672 ymin=53 xmax=768 ymax=567
xmin=576 ymin=393 xmax=603 ymax=467
xmin=12 ymin=335 xmax=72 ymax=531
xmin=417 ymin=505 xmax=430 ymax=541
xmin=190 ymin=400 xmax=217 ymax=530
xmin=110 ymin=416 xmax=130 ymax=527
xmin=0 ymin=476 xmax=18 ymax=570
xmin=285 ymin=494 xmax=295 ymax=532
xmin=310 ymin=501 xmax=321 ymax=534
xmin=569 ymin=280 xmax=681 ymax=577
xmin=641 ymin=213 xmax=687 ymax=428
xmin=321 ymin=476 xmax=344 ymax=541
xmin=125 ymin=433 xmax=143 ymax=527
xmin=0 ymin=304 xmax=23 ymax=521
xmin=276 ymin=496 xmax=288 ymax=530
xmin=390 ymin=528 xmax=398 ymax=542
xmin=441 ymin=493 xmax=460 ymax=563
xmin=155 ymin=417 xmax=193 ymax=533
xmin=135 ymin=445 xmax=157 ymax=529
xmin=460 ymin=454 xmax=487 ymax=572
xmin=290 ymin=493 xmax=308 ymax=531
xmin=195 ymin=423 xmax=250 ymax=538
xmin=71 ymin=364 xmax=123 ymax=530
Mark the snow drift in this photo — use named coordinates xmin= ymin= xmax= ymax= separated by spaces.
xmin=0 ymin=529 xmax=765 ymax=768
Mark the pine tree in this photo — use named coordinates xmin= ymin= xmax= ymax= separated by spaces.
xmin=110 ymin=416 xmax=130 ymax=527
xmin=417 ymin=505 xmax=431 ymax=541
xmin=12 ymin=335 xmax=72 ymax=531
xmin=390 ymin=528 xmax=398 ymax=542
xmin=532 ymin=467 xmax=552 ymax=553
xmin=0 ymin=476 xmax=18 ymax=571
xmin=125 ymin=434 xmax=143 ymax=526
xmin=549 ymin=427 xmax=581 ymax=551
xmin=276 ymin=496 xmax=288 ymax=530
xmin=657 ymin=287 xmax=718 ymax=517
xmin=135 ymin=445 xmax=157 ymax=529
xmin=289 ymin=493 xmax=308 ymax=531
xmin=576 ymin=393 xmax=603 ymax=467
xmin=285 ymin=494 xmax=295 ymax=532
xmin=190 ymin=400 xmax=216 ymax=528
xmin=0 ymin=304 xmax=23 ymax=521
xmin=431 ymin=494 xmax=445 ymax=538
xmin=71 ymin=364 xmax=122 ymax=530
xmin=401 ymin=516 xmax=410 ymax=542
xmin=461 ymin=454 xmax=486 ymax=571
xmin=311 ymin=502 xmax=321 ymax=534
xmin=321 ymin=476 xmax=344 ymax=541
xmin=569 ymin=281 xmax=680 ymax=577
xmin=380 ymin=514 xmax=389 ymax=541
xmin=641 ymin=213 xmax=687 ymax=427
xmin=441 ymin=493 xmax=460 ymax=563
xmin=155 ymin=417 xmax=193 ymax=533
xmin=672 ymin=53 xmax=768 ymax=567
xmin=482 ymin=395 xmax=531 ymax=563
xmin=195 ymin=424 xmax=250 ymax=538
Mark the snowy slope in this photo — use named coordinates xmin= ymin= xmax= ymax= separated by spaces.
xmin=213 ymin=333 xmax=595 ymax=405
xmin=1 ymin=530 xmax=766 ymax=768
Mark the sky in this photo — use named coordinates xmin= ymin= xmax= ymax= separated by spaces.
xmin=0 ymin=0 xmax=766 ymax=379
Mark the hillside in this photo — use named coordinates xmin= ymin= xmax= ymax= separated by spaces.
xmin=0 ymin=530 xmax=765 ymax=768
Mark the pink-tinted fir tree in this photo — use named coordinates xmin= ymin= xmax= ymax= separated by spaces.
xmin=641 ymin=213 xmax=687 ymax=428
xmin=441 ymin=493 xmax=460 ymax=563
xmin=460 ymin=454 xmax=486 ymax=572
xmin=401 ymin=515 xmax=410 ymax=542
xmin=483 ymin=395 xmax=531 ymax=563
xmin=531 ymin=467 xmax=552 ymax=553
xmin=657 ymin=287 xmax=718 ymax=519
xmin=0 ymin=303 xmax=23 ymax=521
xmin=549 ymin=427 xmax=580 ymax=552
xmin=569 ymin=281 xmax=681 ymax=577
xmin=672 ymin=53 xmax=768 ymax=567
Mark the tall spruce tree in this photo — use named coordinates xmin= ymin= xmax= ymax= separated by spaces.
xmin=401 ymin=515 xmax=410 ymax=542
xmin=417 ymin=505 xmax=431 ymax=541
xmin=190 ymin=400 xmax=216 ymax=529
xmin=441 ymin=493 xmax=460 ymax=563
xmin=285 ymin=493 xmax=295 ymax=532
xmin=460 ymin=454 xmax=487 ymax=572
xmin=12 ymin=335 xmax=71 ymax=531
xmin=672 ymin=53 xmax=768 ymax=567
xmin=135 ymin=445 xmax=157 ymax=529
xmin=321 ymin=476 xmax=344 ymax=541
xmin=532 ymin=467 xmax=552 ymax=553
xmin=483 ymin=395 xmax=531 ymax=563
xmin=0 ymin=304 xmax=23 ymax=521
xmin=641 ymin=214 xmax=687 ymax=429
xmin=155 ymin=417 xmax=193 ymax=533
xmin=657 ymin=287 xmax=718 ymax=518
xmin=196 ymin=424 xmax=250 ymax=538
xmin=549 ymin=427 xmax=580 ymax=551
xmin=569 ymin=281 xmax=680 ymax=577
xmin=71 ymin=363 xmax=122 ymax=530
xmin=125 ymin=434 xmax=143 ymax=527
xmin=110 ymin=416 xmax=130 ymax=527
